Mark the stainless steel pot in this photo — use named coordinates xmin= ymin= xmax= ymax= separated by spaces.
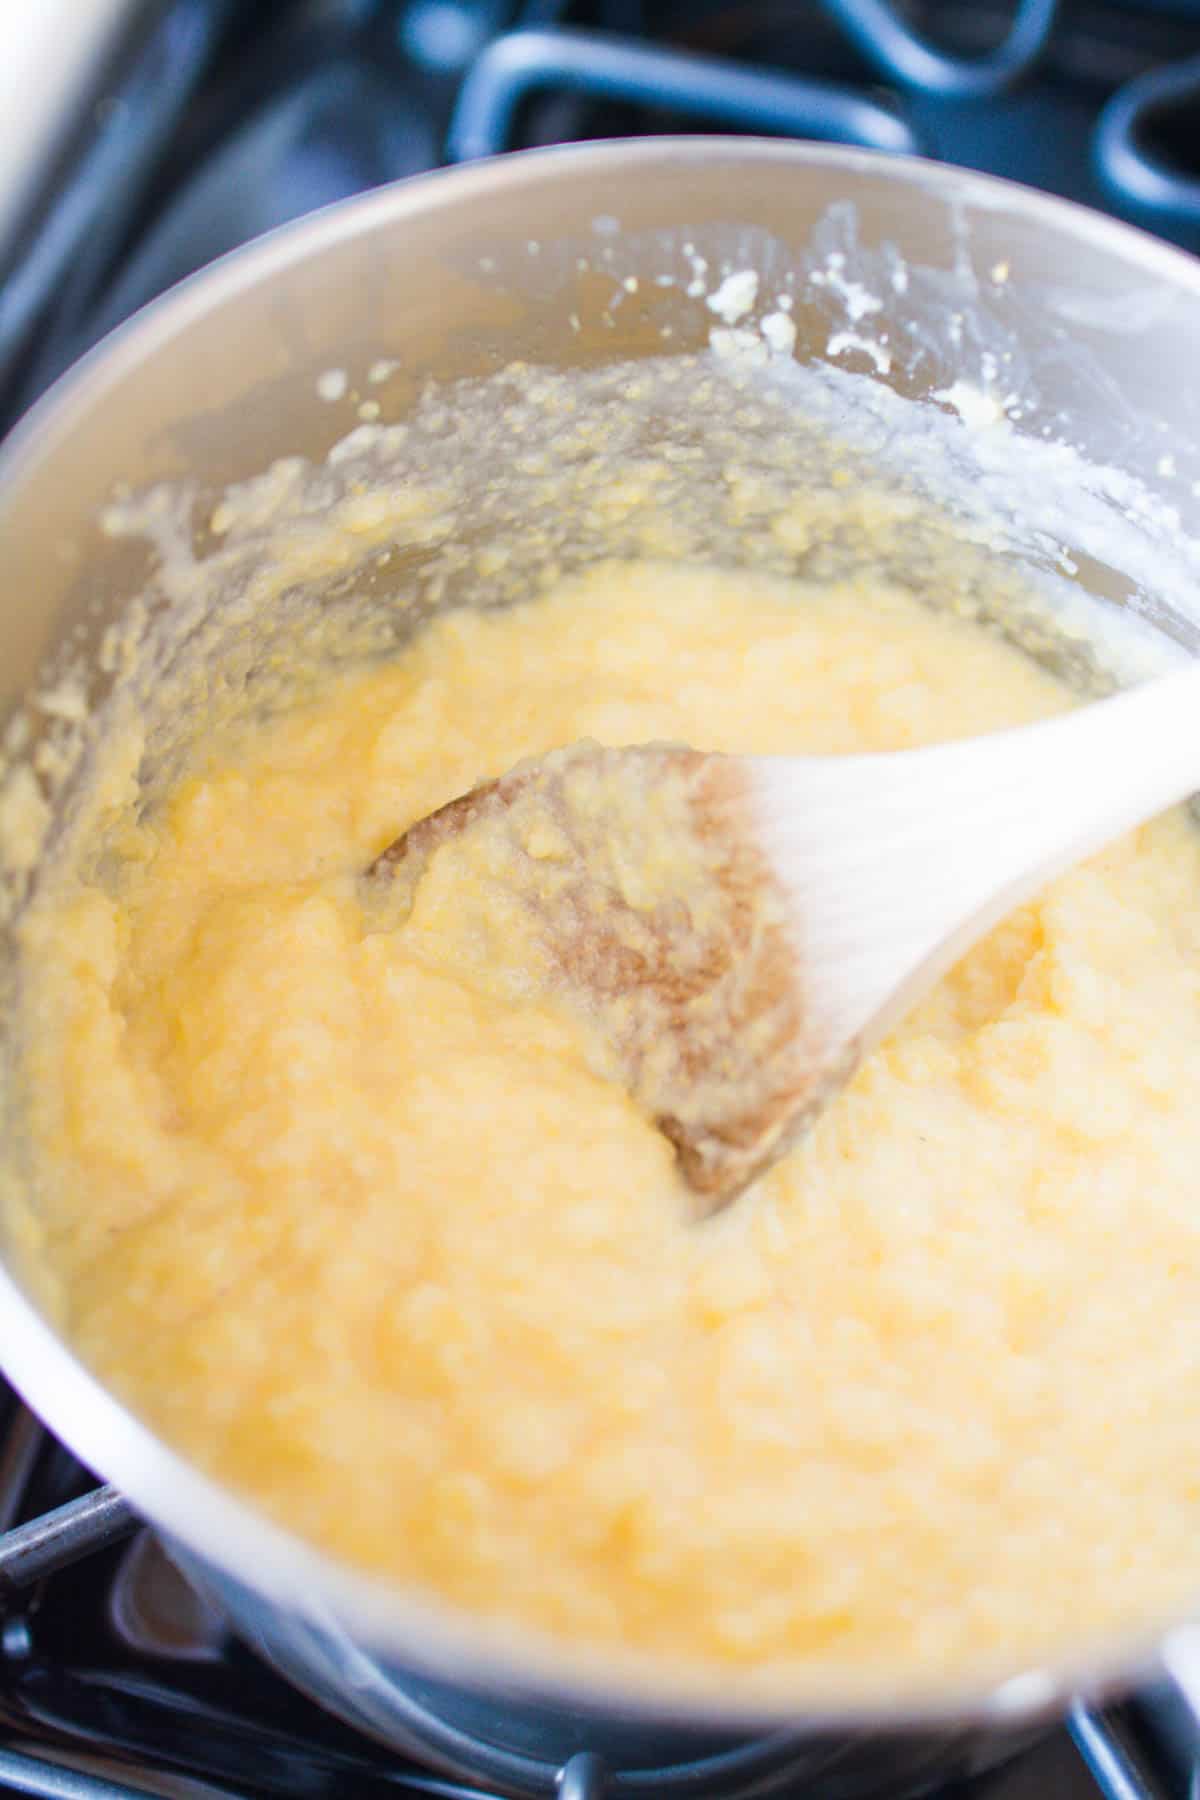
xmin=2 ymin=138 xmax=1200 ymax=1799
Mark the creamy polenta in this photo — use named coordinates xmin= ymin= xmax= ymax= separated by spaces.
xmin=12 ymin=559 xmax=1200 ymax=1700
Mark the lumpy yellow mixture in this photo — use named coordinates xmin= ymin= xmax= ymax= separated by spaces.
xmin=14 ymin=560 xmax=1200 ymax=1700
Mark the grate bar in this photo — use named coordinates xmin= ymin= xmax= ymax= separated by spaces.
xmin=1095 ymin=52 xmax=1200 ymax=226
xmin=0 ymin=1486 xmax=139 ymax=1602
xmin=819 ymin=0 xmax=1059 ymax=99
xmin=1067 ymin=1702 xmax=1168 ymax=1800
xmin=0 ymin=1745 xmax=176 ymax=1800
xmin=445 ymin=27 xmax=919 ymax=163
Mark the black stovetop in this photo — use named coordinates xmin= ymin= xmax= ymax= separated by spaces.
xmin=4 ymin=4 xmax=1200 ymax=1797
xmin=8 ymin=0 xmax=1200 ymax=423
xmin=2 ymin=1382 xmax=1162 ymax=1800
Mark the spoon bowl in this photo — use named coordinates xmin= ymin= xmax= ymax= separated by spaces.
xmin=371 ymin=659 xmax=1200 ymax=1212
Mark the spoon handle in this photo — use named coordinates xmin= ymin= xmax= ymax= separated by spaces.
xmin=755 ymin=658 xmax=1200 ymax=1049
xmin=935 ymin=655 xmax=1200 ymax=891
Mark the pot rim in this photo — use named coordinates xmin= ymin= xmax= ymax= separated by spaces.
xmin=2 ymin=133 xmax=1200 ymax=1736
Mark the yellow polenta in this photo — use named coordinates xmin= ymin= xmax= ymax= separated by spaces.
xmin=13 ymin=560 xmax=1200 ymax=1699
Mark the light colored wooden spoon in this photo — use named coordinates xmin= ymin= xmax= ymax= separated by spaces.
xmin=369 ymin=662 xmax=1200 ymax=1216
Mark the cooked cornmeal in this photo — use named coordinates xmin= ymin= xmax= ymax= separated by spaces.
xmin=13 ymin=559 xmax=1200 ymax=1700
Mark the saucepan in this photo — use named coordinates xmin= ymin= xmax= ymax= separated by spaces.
xmin=2 ymin=139 xmax=1200 ymax=1799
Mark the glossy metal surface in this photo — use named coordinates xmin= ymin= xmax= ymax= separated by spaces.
xmin=0 ymin=1 xmax=234 ymax=410
xmin=818 ymin=0 xmax=1059 ymax=98
xmin=0 ymin=1486 xmax=137 ymax=1602
xmin=0 ymin=1747 xmax=157 ymax=1800
xmin=0 ymin=1 xmax=141 ymax=259
xmin=0 ymin=141 xmax=1199 ymax=1790
xmin=1096 ymin=51 xmax=1200 ymax=227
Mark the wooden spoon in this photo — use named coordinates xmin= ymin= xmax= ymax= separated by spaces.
xmin=368 ymin=663 xmax=1200 ymax=1216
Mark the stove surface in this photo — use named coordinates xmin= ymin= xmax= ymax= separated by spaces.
xmin=2 ymin=3 xmax=1200 ymax=1797
xmin=0 ymin=1385 xmax=1123 ymax=1800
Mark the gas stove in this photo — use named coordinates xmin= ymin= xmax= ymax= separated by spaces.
xmin=3 ymin=4 xmax=1200 ymax=1797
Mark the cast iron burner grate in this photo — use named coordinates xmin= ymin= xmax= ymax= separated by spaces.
xmin=9 ymin=0 xmax=1200 ymax=419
